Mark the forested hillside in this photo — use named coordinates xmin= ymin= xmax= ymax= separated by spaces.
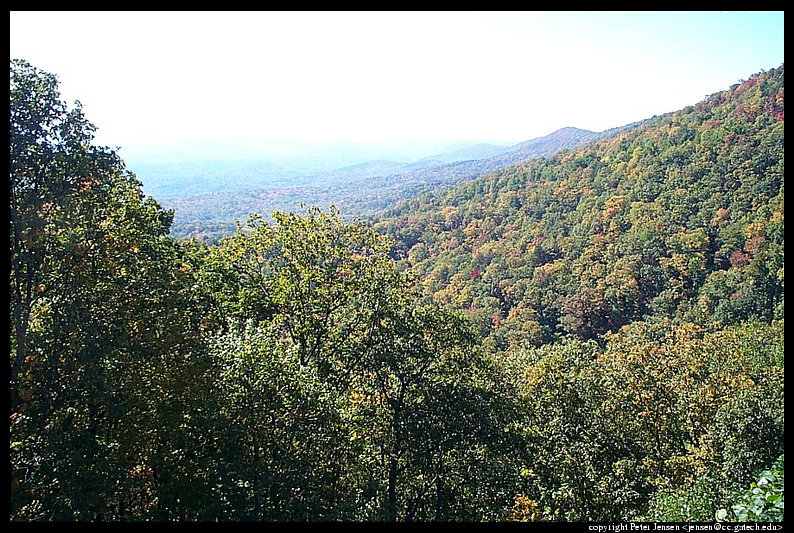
xmin=375 ymin=65 xmax=784 ymax=350
xmin=10 ymin=58 xmax=784 ymax=523
xmin=163 ymin=125 xmax=639 ymax=241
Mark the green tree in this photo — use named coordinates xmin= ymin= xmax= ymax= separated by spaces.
xmin=209 ymin=324 xmax=351 ymax=520
xmin=10 ymin=59 xmax=215 ymax=521
xmin=206 ymin=207 xmax=518 ymax=521
xmin=717 ymin=455 xmax=784 ymax=522
xmin=10 ymin=58 xmax=127 ymax=413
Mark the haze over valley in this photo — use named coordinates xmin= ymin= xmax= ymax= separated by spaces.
xmin=10 ymin=11 xmax=784 ymax=524
xmin=129 ymin=123 xmax=644 ymax=240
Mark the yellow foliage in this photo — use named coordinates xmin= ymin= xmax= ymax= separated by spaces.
xmin=505 ymin=494 xmax=542 ymax=522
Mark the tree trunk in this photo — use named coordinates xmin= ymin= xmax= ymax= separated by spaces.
xmin=10 ymin=303 xmax=29 ymax=416
xmin=387 ymin=458 xmax=398 ymax=521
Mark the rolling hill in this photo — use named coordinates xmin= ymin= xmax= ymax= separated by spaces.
xmin=154 ymin=124 xmax=642 ymax=241
xmin=372 ymin=64 xmax=785 ymax=351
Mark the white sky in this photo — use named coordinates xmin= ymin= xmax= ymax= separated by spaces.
xmin=10 ymin=11 xmax=785 ymax=156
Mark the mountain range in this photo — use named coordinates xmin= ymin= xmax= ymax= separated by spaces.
xmin=138 ymin=123 xmax=645 ymax=241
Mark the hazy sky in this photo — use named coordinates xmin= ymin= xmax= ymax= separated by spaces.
xmin=10 ymin=11 xmax=785 ymax=157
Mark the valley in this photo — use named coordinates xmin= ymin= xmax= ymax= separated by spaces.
xmin=130 ymin=124 xmax=644 ymax=241
xmin=10 ymin=57 xmax=785 ymax=523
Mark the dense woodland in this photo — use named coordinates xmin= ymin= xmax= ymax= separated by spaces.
xmin=10 ymin=59 xmax=783 ymax=522
xmin=375 ymin=65 xmax=784 ymax=350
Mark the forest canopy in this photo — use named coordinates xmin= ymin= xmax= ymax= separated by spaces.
xmin=9 ymin=59 xmax=784 ymax=522
xmin=374 ymin=65 xmax=784 ymax=350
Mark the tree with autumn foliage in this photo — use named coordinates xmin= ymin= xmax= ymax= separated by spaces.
xmin=10 ymin=59 xmax=217 ymax=520
xmin=9 ymin=58 xmax=784 ymax=522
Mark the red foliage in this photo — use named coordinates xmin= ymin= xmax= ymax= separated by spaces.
xmin=729 ymin=250 xmax=751 ymax=269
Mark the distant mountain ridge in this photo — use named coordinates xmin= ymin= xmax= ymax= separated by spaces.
xmin=148 ymin=124 xmax=643 ymax=241
xmin=362 ymin=125 xmax=644 ymax=193
xmin=411 ymin=142 xmax=514 ymax=166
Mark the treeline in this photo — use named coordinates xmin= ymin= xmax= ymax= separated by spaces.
xmin=10 ymin=59 xmax=784 ymax=522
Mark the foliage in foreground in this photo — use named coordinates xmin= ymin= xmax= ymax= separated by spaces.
xmin=501 ymin=319 xmax=784 ymax=521
xmin=717 ymin=455 xmax=784 ymax=522
xmin=9 ymin=59 xmax=784 ymax=522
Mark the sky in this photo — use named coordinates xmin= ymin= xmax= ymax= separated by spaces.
xmin=9 ymin=11 xmax=785 ymax=161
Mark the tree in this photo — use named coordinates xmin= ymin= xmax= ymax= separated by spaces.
xmin=209 ymin=324 xmax=350 ymax=520
xmin=10 ymin=59 xmax=126 ymax=413
xmin=204 ymin=207 xmax=519 ymax=520
xmin=10 ymin=59 xmax=214 ymax=521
